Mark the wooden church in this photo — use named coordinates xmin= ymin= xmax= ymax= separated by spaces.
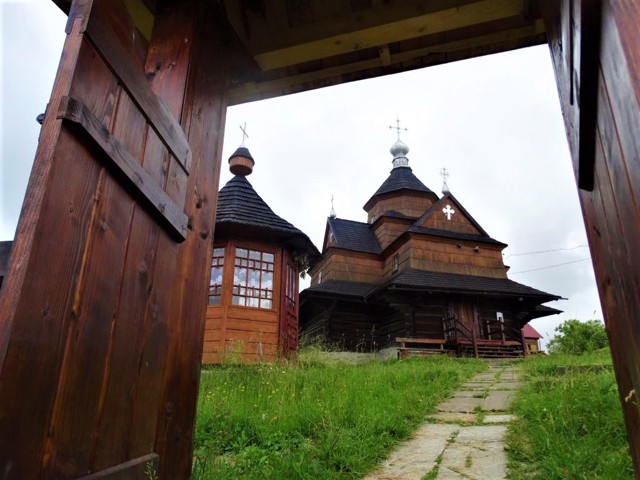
xmin=202 ymin=144 xmax=320 ymax=363
xmin=300 ymin=131 xmax=561 ymax=357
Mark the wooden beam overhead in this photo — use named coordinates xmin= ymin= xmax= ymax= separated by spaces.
xmin=229 ymin=19 xmax=544 ymax=104
xmin=253 ymin=0 xmax=525 ymax=70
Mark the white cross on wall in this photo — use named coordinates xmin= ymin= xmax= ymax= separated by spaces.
xmin=443 ymin=204 xmax=455 ymax=220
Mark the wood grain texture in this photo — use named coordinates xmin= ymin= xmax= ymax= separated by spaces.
xmin=86 ymin=5 xmax=192 ymax=173
xmin=543 ymin=0 xmax=640 ymax=473
xmin=152 ymin=1 xmax=229 ymax=476
xmin=58 ymin=95 xmax=188 ymax=240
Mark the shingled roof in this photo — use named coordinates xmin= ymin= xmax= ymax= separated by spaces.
xmin=377 ymin=269 xmax=561 ymax=301
xmin=407 ymin=226 xmax=507 ymax=246
xmin=364 ymin=167 xmax=436 ymax=210
xmin=301 ymin=279 xmax=375 ymax=299
xmin=216 ymin=175 xmax=319 ymax=257
xmin=326 ymin=217 xmax=382 ymax=254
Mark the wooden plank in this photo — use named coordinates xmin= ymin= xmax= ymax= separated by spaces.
xmin=58 ymin=95 xmax=188 ymax=240
xmin=0 ymin=23 xmax=121 ymax=476
xmin=253 ymin=0 xmax=525 ymax=70
xmin=85 ymin=7 xmax=192 ymax=173
xmin=46 ymin=84 xmax=144 ymax=477
xmin=152 ymin=2 xmax=229 ymax=475
xmin=77 ymin=453 xmax=158 ymax=479
xmin=126 ymin=5 xmax=196 ymax=465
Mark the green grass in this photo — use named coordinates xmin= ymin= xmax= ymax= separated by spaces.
xmin=192 ymin=354 xmax=484 ymax=479
xmin=507 ymin=348 xmax=633 ymax=479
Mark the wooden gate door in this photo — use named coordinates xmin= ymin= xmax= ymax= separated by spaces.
xmin=542 ymin=1 xmax=640 ymax=474
xmin=0 ymin=1 xmax=228 ymax=478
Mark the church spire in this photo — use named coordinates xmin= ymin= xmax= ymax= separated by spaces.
xmin=388 ymin=117 xmax=410 ymax=169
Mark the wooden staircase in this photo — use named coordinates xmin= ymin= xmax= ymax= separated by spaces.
xmin=457 ymin=339 xmax=524 ymax=358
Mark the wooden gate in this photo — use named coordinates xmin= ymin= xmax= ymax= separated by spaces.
xmin=0 ymin=1 xmax=228 ymax=478
xmin=543 ymin=1 xmax=640 ymax=471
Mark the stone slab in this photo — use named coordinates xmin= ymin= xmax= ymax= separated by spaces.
xmin=453 ymin=391 xmax=485 ymax=398
xmin=483 ymin=414 xmax=516 ymax=424
xmin=430 ymin=412 xmax=478 ymax=423
xmin=364 ymin=424 xmax=459 ymax=480
xmin=455 ymin=425 xmax=506 ymax=444
xmin=437 ymin=442 xmax=506 ymax=479
xmin=437 ymin=397 xmax=484 ymax=413
xmin=483 ymin=391 xmax=513 ymax=411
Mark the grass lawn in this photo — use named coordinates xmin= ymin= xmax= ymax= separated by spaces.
xmin=507 ymin=349 xmax=634 ymax=479
xmin=192 ymin=354 xmax=484 ymax=479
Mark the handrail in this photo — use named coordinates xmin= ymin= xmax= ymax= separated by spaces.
xmin=442 ymin=315 xmax=478 ymax=358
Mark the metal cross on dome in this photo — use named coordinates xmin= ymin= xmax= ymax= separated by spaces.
xmin=389 ymin=117 xmax=408 ymax=141
xmin=440 ymin=167 xmax=449 ymax=182
xmin=239 ymin=122 xmax=249 ymax=146
xmin=443 ymin=204 xmax=455 ymax=220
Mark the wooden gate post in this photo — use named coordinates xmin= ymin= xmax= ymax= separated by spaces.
xmin=542 ymin=1 xmax=640 ymax=475
xmin=0 ymin=1 xmax=229 ymax=478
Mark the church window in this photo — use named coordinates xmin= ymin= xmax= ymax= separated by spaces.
xmin=232 ymin=248 xmax=275 ymax=309
xmin=392 ymin=254 xmax=399 ymax=273
xmin=208 ymin=247 xmax=225 ymax=305
xmin=318 ymin=271 xmax=322 ymax=284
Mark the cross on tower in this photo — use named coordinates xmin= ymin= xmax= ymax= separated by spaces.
xmin=442 ymin=204 xmax=455 ymax=220
xmin=239 ymin=122 xmax=249 ymax=146
xmin=389 ymin=117 xmax=408 ymax=141
xmin=440 ymin=167 xmax=449 ymax=182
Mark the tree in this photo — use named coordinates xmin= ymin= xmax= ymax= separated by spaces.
xmin=547 ymin=319 xmax=608 ymax=355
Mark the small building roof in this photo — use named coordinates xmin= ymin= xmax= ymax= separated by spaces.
xmin=326 ymin=217 xmax=382 ymax=254
xmin=522 ymin=323 xmax=543 ymax=339
xmin=216 ymin=175 xmax=320 ymax=258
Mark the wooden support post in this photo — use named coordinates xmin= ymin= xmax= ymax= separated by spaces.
xmin=543 ymin=1 xmax=640 ymax=474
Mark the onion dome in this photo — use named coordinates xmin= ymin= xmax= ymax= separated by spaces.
xmin=390 ymin=139 xmax=410 ymax=169
xmin=228 ymin=147 xmax=254 ymax=176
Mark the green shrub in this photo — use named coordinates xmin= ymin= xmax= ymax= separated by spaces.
xmin=547 ymin=319 xmax=608 ymax=355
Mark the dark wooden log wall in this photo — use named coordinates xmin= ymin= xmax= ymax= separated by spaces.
xmin=543 ymin=1 xmax=640 ymax=473
xmin=0 ymin=1 xmax=228 ymax=478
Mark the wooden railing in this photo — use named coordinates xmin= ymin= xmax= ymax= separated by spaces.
xmin=485 ymin=319 xmax=528 ymax=356
xmin=442 ymin=316 xmax=478 ymax=358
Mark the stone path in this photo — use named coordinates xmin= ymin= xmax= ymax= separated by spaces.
xmin=365 ymin=361 xmax=521 ymax=480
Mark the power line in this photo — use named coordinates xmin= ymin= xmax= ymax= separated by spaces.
xmin=503 ymin=245 xmax=588 ymax=258
xmin=509 ymin=257 xmax=591 ymax=275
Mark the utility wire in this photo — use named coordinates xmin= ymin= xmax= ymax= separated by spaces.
xmin=510 ymin=257 xmax=591 ymax=275
xmin=503 ymin=245 xmax=588 ymax=258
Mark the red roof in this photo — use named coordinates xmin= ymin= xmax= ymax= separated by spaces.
xmin=522 ymin=324 xmax=543 ymax=339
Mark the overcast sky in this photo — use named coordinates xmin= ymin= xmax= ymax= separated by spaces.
xmin=0 ymin=1 xmax=603 ymax=347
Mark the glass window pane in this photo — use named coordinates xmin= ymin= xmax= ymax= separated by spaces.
xmin=249 ymin=250 xmax=261 ymax=260
xmin=236 ymin=248 xmax=247 ymax=258
xmin=261 ymin=299 xmax=272 ymax=309
xmin=261 ymin=271 xmax=273 ymax=290
xmin=210 ymin=266 xmax=223 ymax=285
xmin=232 ymin=296 xmax=245 ymax=306
xmin=241 ymin=259 xmax=248 ymax=267
xmin=213 ymin=247 xmax=224 ymax=257
xmin=268 ymin=263 xmax=274 ymax=272
xmin=208 ymin=296 xmax=220 ymax=305
xmin=247 ymin=297 xmax=259 ymax=308
xmin=263 ymin=252 xmax=274 ymax=263
xmin=248 ymin=269 xmax=260 ymax=288
xmin=234 ymin=267 xmax=246 ymax=286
